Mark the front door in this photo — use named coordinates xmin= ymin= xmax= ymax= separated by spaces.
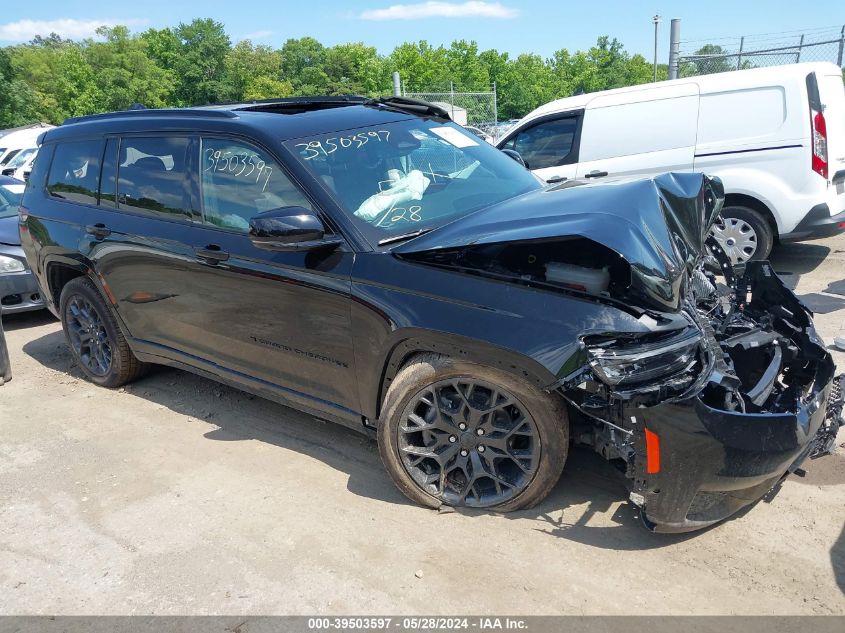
xmin=184 ymin=136 xmax=359 ymax=416
xmin=500 ymin=113 xmax=582 ymax=183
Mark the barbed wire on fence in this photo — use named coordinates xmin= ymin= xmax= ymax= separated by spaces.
xmin=678 ymin=26 xmax=845 ymax=77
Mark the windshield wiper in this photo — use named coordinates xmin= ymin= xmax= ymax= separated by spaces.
xmin=378 ymin=228 xmax=434 ymax=246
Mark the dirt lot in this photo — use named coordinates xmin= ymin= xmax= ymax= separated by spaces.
xmin=1 ymin=237 xmax=844 ymax=616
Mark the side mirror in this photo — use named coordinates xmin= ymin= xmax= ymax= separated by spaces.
xmin=248 ymin=206 xmax=342 ymax=252
xmin=500 ymin=148 xmax=527 ymax=169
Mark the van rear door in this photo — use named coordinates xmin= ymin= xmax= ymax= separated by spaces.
xmin=820 ymin=72 xmax=845 ymax=195
xmin=575 ymin=83 xmax=699 ymax=181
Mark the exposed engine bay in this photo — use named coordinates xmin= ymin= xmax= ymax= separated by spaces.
xmin=395 ymin=173 xmax=842 ymax=530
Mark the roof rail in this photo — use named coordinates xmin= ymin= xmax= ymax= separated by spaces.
xmin=62 ymin=108 xmax=239 ymax=126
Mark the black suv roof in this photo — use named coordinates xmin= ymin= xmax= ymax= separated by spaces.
xmin=46 ymin=97 xmax=452 ymax=145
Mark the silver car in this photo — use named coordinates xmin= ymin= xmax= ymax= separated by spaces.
xmin=0 ymin=175 xmax=45 ymax=314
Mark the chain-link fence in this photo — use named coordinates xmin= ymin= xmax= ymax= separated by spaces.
xmin=678 ymin=27 xmax=845 ymax=76
xmin=403 ymin=88 xmax=499 ymax=140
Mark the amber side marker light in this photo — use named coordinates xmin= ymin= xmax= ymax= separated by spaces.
xmin=644 ymin=428 xmax=661 ymax=474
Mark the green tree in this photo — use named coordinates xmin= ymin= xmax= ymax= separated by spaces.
xmin=280 ymin=37 xmax=327 ymax=93
xmin=323 ymin=43 xmax=388 ymax=95
xmin=223 ymin=40 xmax=284 ymax=101
xmin=0 ymin=48 xmax=39 ymax=126
xmin=446 ymin=40 xmax=489 ymax=90
xmin=87 ymin=26 xmax=176 ymax=110
xmin=388 ymin=41 xmax=450 ymax=91
xmin=497 ymin=53 xmax=555 ymax=119
xmin=173 ymin=18 xmax=231 ymax=105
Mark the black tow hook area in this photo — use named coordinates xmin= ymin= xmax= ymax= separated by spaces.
xmin=809 ymin=373 xmax=845 ymax=459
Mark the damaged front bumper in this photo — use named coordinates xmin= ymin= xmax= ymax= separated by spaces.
xmin=564 ymin=258 xmax=842 ymax=533
xmin=628 ymin=369 xmax=840 ymax=533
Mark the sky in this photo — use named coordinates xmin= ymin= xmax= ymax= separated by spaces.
xmin=0 ymin=0 xmax=843 ymax=63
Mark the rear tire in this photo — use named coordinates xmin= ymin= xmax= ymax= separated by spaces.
xmin=712 ymin=206 xmax=774 ymax=263
xmin=59 ymin=277 xmax=147 ymax=388
xmin=378 ymin=354 xmax=568 ymax=512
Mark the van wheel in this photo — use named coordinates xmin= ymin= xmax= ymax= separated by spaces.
xmin=59 ymin=277 xmax=147 ymax=388
xmin=378 ymin=354 xmax=568 ymax=512
xmin=711 ymin=206 xmax=774 ymax=264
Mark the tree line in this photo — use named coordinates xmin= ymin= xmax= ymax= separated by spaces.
xmin=0 ymin=17 xmax=672 ymax=128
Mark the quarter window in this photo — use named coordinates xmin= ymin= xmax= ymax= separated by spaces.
xmin=117 ymin=137 xmax=193 ymax=219
xmin=200 ymin=138 xmax=312 ymax=232
xmin=47 ymin=140 xmax=103 ymax=205
xmin=505 ymin=117 xmax=579 ymax=170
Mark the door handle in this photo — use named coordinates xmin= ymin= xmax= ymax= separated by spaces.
xmin=584 ymin=170 xmax=608 ymax=179
xmin=194 ymin=245 xmax=229 ymax=263
xmin=85 ymin=223 xmax=111 ymax=239
xmin=546 ymin=176 xmax=568 ymax=184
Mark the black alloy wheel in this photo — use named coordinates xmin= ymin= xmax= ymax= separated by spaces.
xmin=59 ymin=276 xmax=147 ymax=387
xmin=65 ymin=295 xmax=113 ymax=377
xmin=397 ymin=378 xmax=540 ymax=507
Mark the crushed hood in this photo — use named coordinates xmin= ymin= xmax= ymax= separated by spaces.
xmin=394 ymin=172 xmax=725 ymax=312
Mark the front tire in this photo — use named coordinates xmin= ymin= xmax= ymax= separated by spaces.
xmin=378 ymin=354 xmax=568 ymax=512
xmin=712 ymin=206 xmax=774 ymax=264
xmin=59 ymin=277 xmax=147 ymax=388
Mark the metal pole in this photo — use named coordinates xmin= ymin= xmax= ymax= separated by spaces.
xmin=653 ymin=15 xmax=661 ymax=81
xmin=492 ymin=81 xmax=498 ymax=128
xmin=450 ymin=81 xmax=455 ymax=121
xmin=668 ymin=18 xmax=681 ymax=80
xmin=392 ymin=72 xmax=401 ymax=97
xmin=837 ymin=25 xmax=844 ymax=67
xmin=796 ymin=34 xmax=804 ymax=63
xmin=737 ymin=36 xmax=744 ymax=70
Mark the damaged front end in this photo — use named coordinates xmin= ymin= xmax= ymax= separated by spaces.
xmin=395 ymin=172 xmax=842 ymax=532
xmin=553 ymin=190 xmax=843 ymax=532
xmin=567 ymin=252 xmax=842 ymax=531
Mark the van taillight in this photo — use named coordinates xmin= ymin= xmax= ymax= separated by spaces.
xmin=811 ymin=109 xmax=828 ymax=179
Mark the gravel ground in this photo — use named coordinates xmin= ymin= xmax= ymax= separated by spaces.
xmin=0 ymin=237 xmax=843 ymax=615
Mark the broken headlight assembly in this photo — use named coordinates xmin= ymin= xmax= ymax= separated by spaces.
xmin=585 ymin=328 xmax=703 ymax=387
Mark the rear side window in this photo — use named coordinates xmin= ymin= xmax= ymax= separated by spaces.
xmin=200 ymin=137 xmax=312 ymax=232
xmin=503 ymin=117 xmax=579 ymax=169
xmin=47 ymin=140 xmax=103 ymax=205
xmin=118 ymin=137 xmax=193 ymax=219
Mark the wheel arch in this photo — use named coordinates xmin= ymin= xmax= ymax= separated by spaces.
xmin=722 ymin=193 xmax=779 ymax=242
xmin=45 ymin=259 xmax=88 ymax=311
xmin=368 ymin=329 xmax=559 ymax=422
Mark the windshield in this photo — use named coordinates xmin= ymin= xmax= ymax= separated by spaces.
xmin=0 ymin=149 xmax=20 ymax=166
xmin=0 ymin=182 xmax=23 ymax=219
xmin=284 ymin=118 xmax=542 ymax=245
xmin=6 ymin=148 xmax=36 ymax=169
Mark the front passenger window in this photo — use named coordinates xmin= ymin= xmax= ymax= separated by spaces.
xmin=200 ymin=138 xmax=312 ymax=232
xmin=507 ymin=117 xmax=579 ymax=170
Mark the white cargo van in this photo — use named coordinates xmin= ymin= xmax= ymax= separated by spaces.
xmin=498 ymin=62 xmax=845 ymax=263
xmin=0 ymin=124 xmax=53 ymax=167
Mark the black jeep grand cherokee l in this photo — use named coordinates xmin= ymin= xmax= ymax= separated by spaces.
xmin=19 ymin=97 xmax=843 ymax=531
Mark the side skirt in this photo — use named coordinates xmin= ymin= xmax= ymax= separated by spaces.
xmin=131 ymin=338 xmax=371 ymax=437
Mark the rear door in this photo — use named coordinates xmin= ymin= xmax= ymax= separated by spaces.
xmin=820 ymin=71 xmax=845 ymax=197
xmin=575 ymin=84 xmax=699 ymax=181
xmin=498 ymin=112 xmax=582 ymax=183
xmin=83 ymin=135 xmax=201 ymax=354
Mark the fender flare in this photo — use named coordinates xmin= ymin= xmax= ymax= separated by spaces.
xmin=367 ymin=327 xmax=560 ymax=421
